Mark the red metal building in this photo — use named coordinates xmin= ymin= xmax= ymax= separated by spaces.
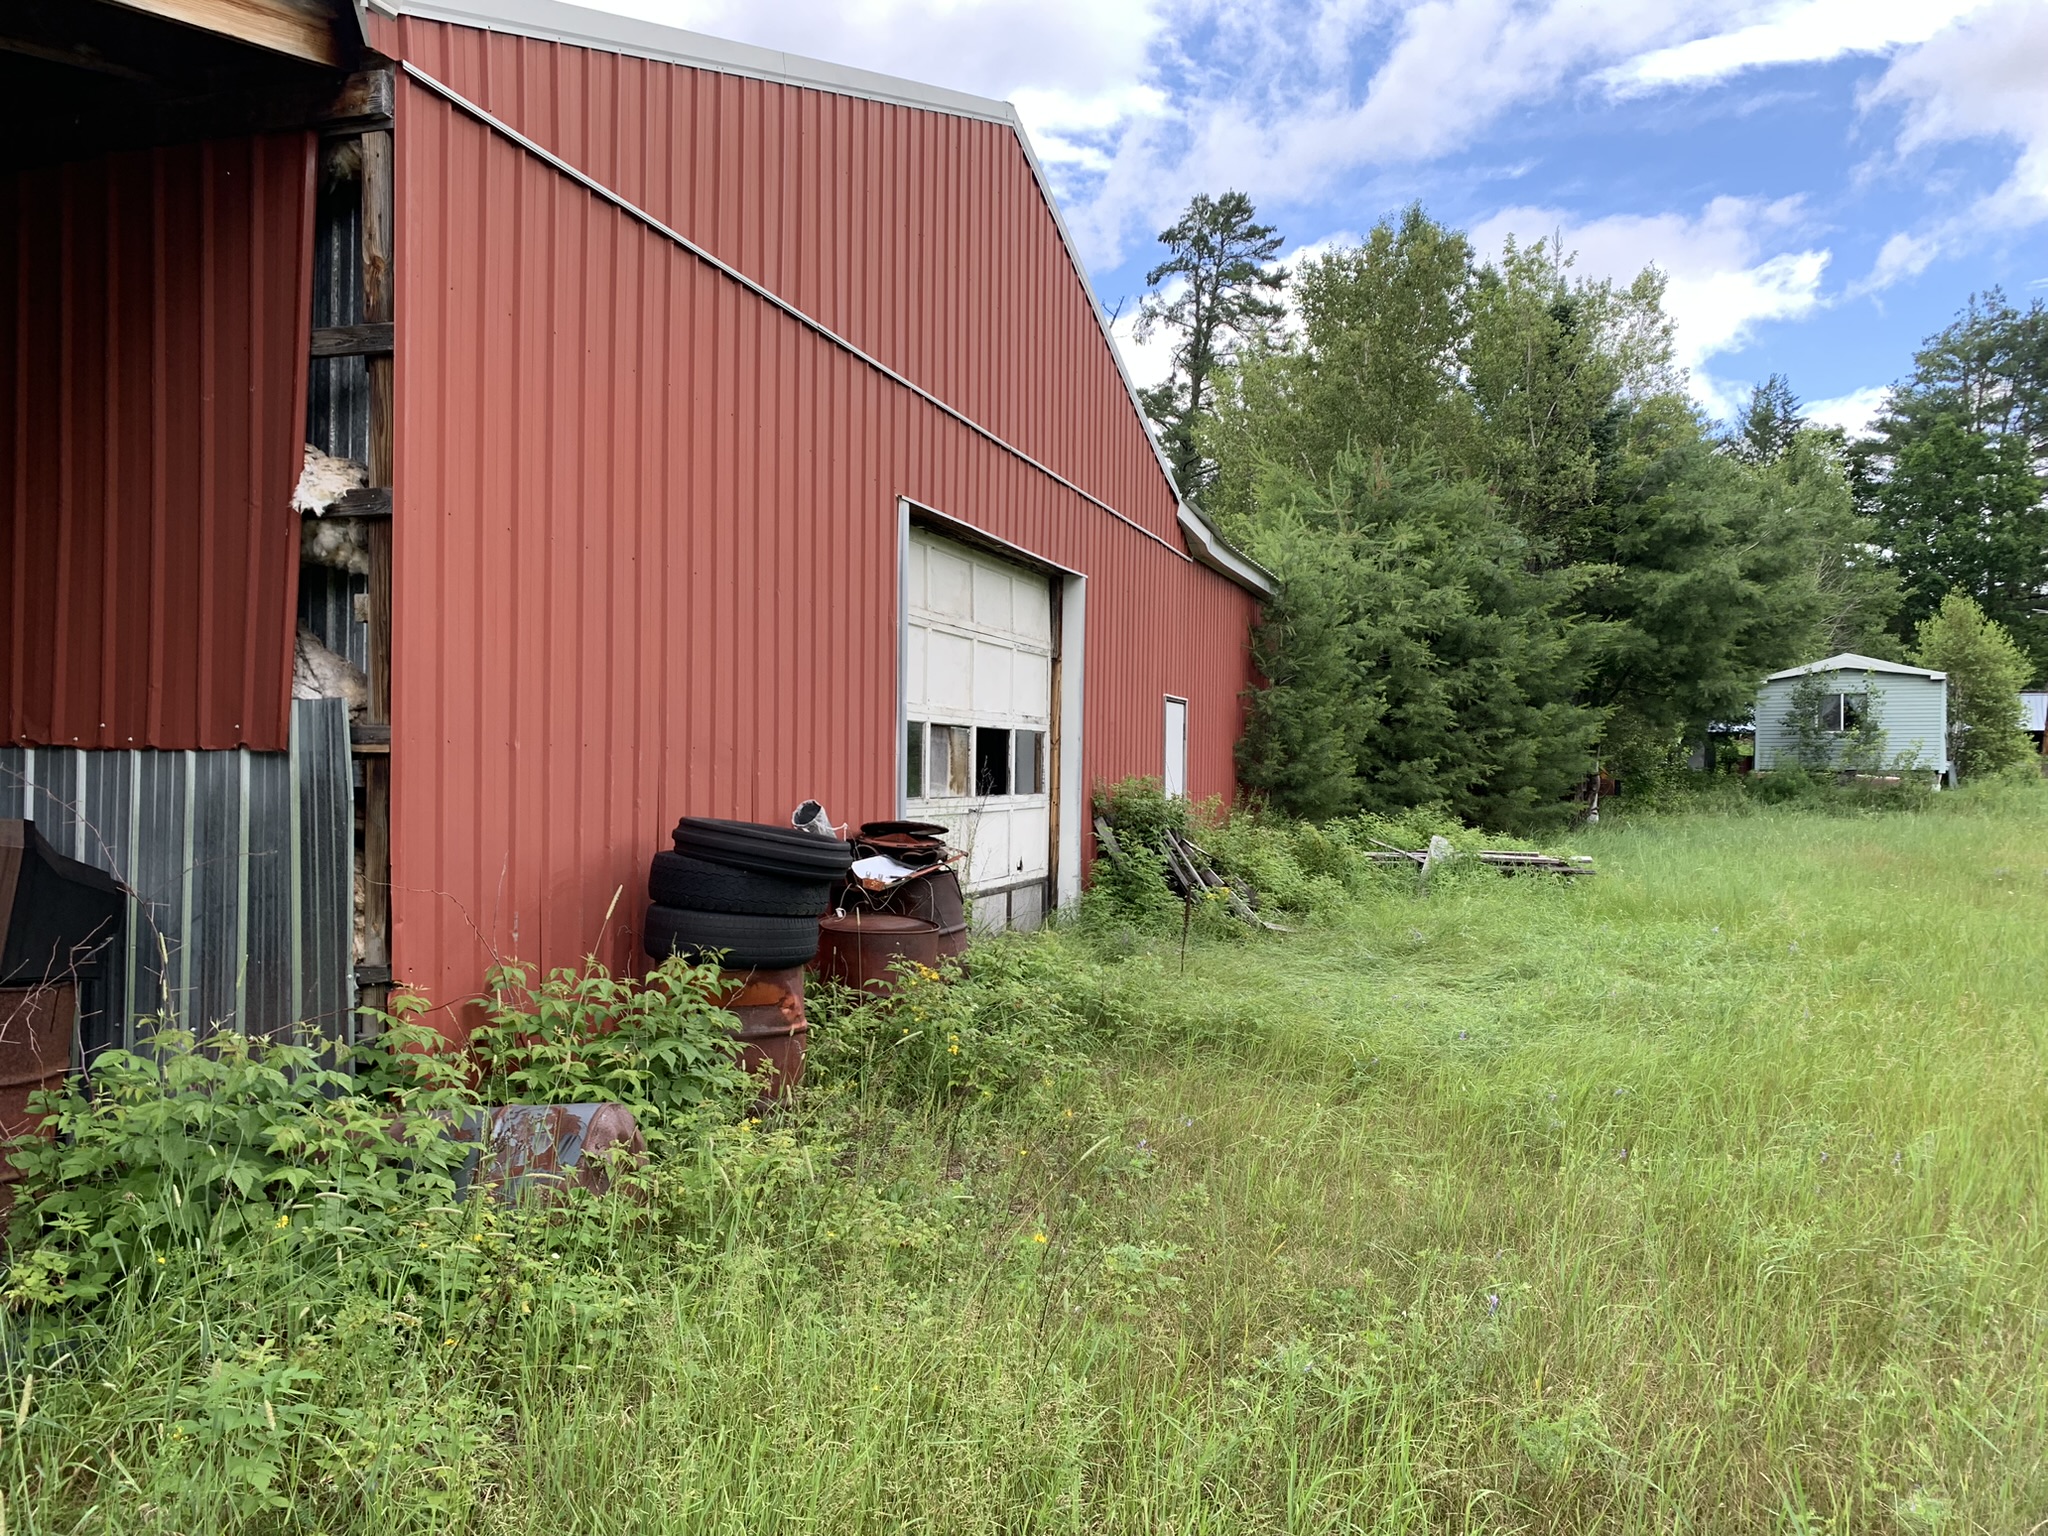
xmin=2 ymin=0 xmax=1267 ymax=1041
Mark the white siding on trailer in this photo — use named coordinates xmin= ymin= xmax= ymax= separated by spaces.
xmin=1755 ymin=668 xmax=1947 ymax=771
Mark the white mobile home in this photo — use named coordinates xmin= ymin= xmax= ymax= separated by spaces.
xmin=1754 ymin=654 xmax=1949 ymax=777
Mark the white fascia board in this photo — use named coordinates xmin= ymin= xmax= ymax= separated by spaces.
xmin=387 ymin=0 xmax=1012 ymax=122
xmin=1764 ymin=652 xmax=1945 ymax=682
xmin=1177 ymin=506 xmax=1275 ymax=597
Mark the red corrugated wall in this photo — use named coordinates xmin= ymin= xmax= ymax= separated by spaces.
xmin=386 ymin=36 xmax=1259 ymax=1023
xmin=1 ymin=134 xmax=315 ymax=752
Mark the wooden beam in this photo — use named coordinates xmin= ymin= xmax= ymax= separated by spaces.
xmin=98 ymin=0 xmax=344 ymax=68
xmin=310 ymin=322 xmax=392 ymax=358
xmin=360 ymin=124 xmax=394 ymax=975
xmin=331 ymin=486 xmax=390 ymax=518
xmin=314 ymin=67 xmax=393 ymax=132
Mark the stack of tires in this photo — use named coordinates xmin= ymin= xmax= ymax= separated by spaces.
xmin=643 ymin=817 xmax=853 ymax=971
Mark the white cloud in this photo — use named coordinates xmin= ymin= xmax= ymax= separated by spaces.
xmin=1804 ymin=385 xmax=1890 ymax=437
xmin=598 ymin=0 xmax=1169 ymax=143
xmin=1470 ymin=196 xmax=1831 ymax=416
xmin=1606 ymin=0 xmax=1998 ymax=94
xmin=1853 ymin=0 xmax=2048 ymax=285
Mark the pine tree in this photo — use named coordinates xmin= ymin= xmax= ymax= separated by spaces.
xmin=1134 ymin=192 xmax=1285 ymax=497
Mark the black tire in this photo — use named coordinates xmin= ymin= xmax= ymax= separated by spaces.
xmin=648 ymin=851 xmax=830 ymax=917
xmin=672 ymin=817 xmax=853 ymax=880
xmin=642 ymin=905 xmax=820 ymax=969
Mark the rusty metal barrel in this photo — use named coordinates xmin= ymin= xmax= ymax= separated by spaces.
xmin=0 ymin=985 xmax=74 ymax=1210
xmin=713 ymin=965 xmax=807 ymax=1100
xmin=816 ymin=912 xmax=941 ymax=996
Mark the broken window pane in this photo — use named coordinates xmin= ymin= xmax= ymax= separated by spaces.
xmin=926 ymin=725 xmax=971 ymax=797
xmin=975 ymin=727 xmax=1011 ymax=797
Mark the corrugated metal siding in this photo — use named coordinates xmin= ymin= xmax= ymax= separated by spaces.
xmin=0 ymin=134 xmax=316 ymax=752
xmin=1755 ymin=671 xmax=1948 ymax=771
xmin=0 ymin=699 xmax=355 ymax=1046
xmin=394 ymin=19 xmax=1179 ymax=544
xmin=389 ymin=70 xmax=1256 ymax=1023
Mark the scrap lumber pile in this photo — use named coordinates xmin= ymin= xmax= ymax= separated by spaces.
xmin=1093 ymin=817 xmax=1289 ymax=932
xmin=1360 ymin=839 xmax=1593 ymax=876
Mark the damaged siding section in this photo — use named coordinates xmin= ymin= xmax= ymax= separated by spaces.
xmin=0 ymin=699 xmax=355 ymax=1050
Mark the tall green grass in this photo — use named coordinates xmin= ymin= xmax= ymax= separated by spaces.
xmin=9 ymin=792 xmax=2045 ymax=1532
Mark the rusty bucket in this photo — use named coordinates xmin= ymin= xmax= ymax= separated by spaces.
xmin=0 ymin=984 xmax=74 ymax=1210
xmin=816 ymin=912 xmax=941 ymax=996
xmin=714 ymin=965 xmax=807 ymax=1101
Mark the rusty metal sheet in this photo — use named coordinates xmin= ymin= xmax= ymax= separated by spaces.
xmin=448 ymin=1103 xmax=648 ymax=1203
xmin=0 ymin=133 xmax=316 ymax=753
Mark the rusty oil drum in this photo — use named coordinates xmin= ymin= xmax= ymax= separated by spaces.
xmin=0 ymin=985 xmax=74 ymax=1210
xmin=714 ymin=965 xmax=807 ymax=1100
xmin=816 ymin=912 xmax=941 ymax=996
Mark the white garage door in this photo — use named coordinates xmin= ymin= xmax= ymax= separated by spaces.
xmin=904 ymin=528 xmax=1054 ymax=927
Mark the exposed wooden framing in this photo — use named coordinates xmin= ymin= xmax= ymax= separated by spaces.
xmin=357 ymin=125 xmax=394 ymax=981
xmin=1045 ymin=578 xmax=1063 ymax=906
xmin=98 ymin=0 xmax=345 ymax=68
xmin=331 ymin=486 xmax=390 ymax=517
xmin=310 ymin=322 xmax=393 ymax=357
xmin=315 ymin=67 xmax=393 ymax=133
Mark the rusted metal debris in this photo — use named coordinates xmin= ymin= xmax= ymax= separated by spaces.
xmin=446 ymin=1103 xmax=647 ymax=1204
xmin=714 ymin=964 xmax=808 ymax=1102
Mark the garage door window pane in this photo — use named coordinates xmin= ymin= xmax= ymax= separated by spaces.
xmin=928 ymin=725 xmax=971 ymax=797
xmin=905 ymin=721 xmax=925 ymax=799
xmin=975 ymin=727 xmax=1011 ymax=796
xmin=1014 ymin=729 xmax=1042 ymax=795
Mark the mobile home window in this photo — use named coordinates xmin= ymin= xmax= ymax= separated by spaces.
xmin=1818 ymin=692 xmax=1866 ymax=733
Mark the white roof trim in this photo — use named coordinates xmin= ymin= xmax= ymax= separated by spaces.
xmin=385 ymin=0 xmax=1242 ymax=592
xmin=1764 ymin=653 xmax=1946 ymax=682
xmin=385 ymin=0 xmax=1012 ymax=120
xmin=1178 ymin=507 xmax=1275 ymax=597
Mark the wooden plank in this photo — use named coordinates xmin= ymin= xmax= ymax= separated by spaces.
xmin=310 ymin=322 xmax=393 ymax=358
xmin=315 ymin=68 xmax=394 ymax=131
xmin=100 ymin=0 xmax=344 ymax=67
xmin=331 ymin=486 xmax=390 ymax=518
xmin=361 ymin=130 xmax=394 ymax=325
xmin=361 ymin=757 xmax=390 ymax=967
xmin=358 ymin=125 xmax=395 ymax=976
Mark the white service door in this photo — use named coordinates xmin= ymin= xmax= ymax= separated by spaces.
xmin=905 ymin=529 xmax=1054 ymax=901
xmin=1163 ymin=696 xmax=1188 ymax=799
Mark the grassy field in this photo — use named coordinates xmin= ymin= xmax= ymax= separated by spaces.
xmin=13 ymin=791 xmax=2048 ymax=1532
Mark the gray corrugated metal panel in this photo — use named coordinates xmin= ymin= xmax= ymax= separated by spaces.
xmin=292 ymin=700 xmax=356 ymax=1042
xmin=0 ymin=703 xmax=353 ymax=1044
xmin=298 ymin=566 xmax=372 ymax=674
xmin=2022 ymin=692 xmax=2048 ymax=734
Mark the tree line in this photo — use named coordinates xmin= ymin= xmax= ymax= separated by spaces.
xmin=1132 ymin=195 xmax=2046 ymax=826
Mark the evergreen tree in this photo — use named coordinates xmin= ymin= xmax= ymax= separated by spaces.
xmin=1732 ymin=374 xmax=1805 ymax=464
xmin=1236 ymin=453 xmax=1602 ymax=830
xmin=1854 ymin=291 xmax=2048 ymax=677
xmin=1133 ymin=192 xmax=1285 ymax=497
xmin=1203 ymin=207 xmax=1475 ymax=528
xmin=1913 ymin=591 xmax=2032 ymax=778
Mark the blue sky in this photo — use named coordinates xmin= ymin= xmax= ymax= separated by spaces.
xmin=606 ymin=0 xmax=2048 ymax=432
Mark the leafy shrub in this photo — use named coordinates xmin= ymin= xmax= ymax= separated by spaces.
xmin=471 ymin=955 xmax=753 ymax=1135
xmin=5 ymin=1020 xmax=473 ymax=1310
xmin=806 ymin=940 xmax=1101 ymax=1111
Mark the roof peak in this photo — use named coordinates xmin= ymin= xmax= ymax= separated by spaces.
xmin=1764 ymin=652 xmax=1946 ymax=681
